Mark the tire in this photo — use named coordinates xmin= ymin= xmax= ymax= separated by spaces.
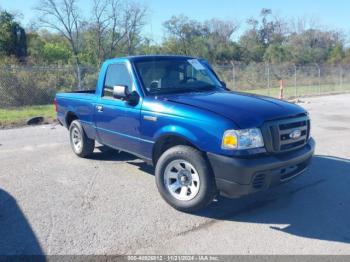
xmin=69 ymin=120 xmax=95 ymax=158
xmin=155 ymin=145 xmax=217 ymax=212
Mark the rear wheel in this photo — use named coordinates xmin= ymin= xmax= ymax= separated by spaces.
xmin=155 ymin=145 xmax=217 ymax=212
xmin=69 ymin=120 xmax=95 ymax=157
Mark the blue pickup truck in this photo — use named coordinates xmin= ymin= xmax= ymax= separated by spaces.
xmin=55 ymin=55 xmax=315 ymax=212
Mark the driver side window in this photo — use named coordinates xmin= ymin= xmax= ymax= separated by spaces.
xmin=103 ymin=64 xmax=132 ymax=99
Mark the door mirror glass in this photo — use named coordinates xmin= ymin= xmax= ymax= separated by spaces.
xmin=113 ymin=85 xmax=128 ymax=99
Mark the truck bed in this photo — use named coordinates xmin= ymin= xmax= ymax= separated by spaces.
xmin=65 ymin=90 xmax=96 ymax=94
xmin=56 ymin=90 xmax=97 ymax=101
xmin=55 ymin=90 xmax=98 ymax=132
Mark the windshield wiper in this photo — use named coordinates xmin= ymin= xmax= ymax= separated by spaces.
xmin=148 ymin=85 xmax=218 ymax=95
xmin=184 ymin=85 xmax=217 ymax=92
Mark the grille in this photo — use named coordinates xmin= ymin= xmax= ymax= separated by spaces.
xmin=262 ymin=115 xmax=310 ymax=153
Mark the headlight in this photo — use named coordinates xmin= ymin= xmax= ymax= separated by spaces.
xmin=222 ymin=128 xmax=264 ymax=150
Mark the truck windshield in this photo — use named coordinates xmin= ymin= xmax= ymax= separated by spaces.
xmin=134 ymin=58 xmax=224 ymax=95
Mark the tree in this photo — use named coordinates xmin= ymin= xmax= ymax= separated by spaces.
xmin=240 ymin=9 xmax=289 ymax=62
xmin=137 ymin=37 xmax=162 ymax=55
xmin=84 ymin=0 xmax=147 ymax=65
xmin=343 ymin=48 xmax=350 ymax=64
xmin=204 ymin=18 xmax=239 ymax=43
xmin=2 ymin=4 xmax=349 ymax=68
xmin=88 ymin=0 xmax=110 ymax=64
xmin=213 ymin=42 xmax=242 ymax=64
xmin=327 ymin=43 xmax=345 ymax=64
xmin=239 ymin=29 xmax=265 ymax=62
xmin=163 ymin=16 xmax=240 ymax=62
xmin=0 ymin=11 xmax=27 ymax=60
xmin=26 ymin=30 xmax=73 ymax=65
xmin=203 ymin=18 xmax=240 ymax=63
xmin=42 ymin=42 xmax=71 ymax=64
xmin=287 ymin=29 xmax=343 ymax=64
xmin=163 ymin=15 xmax=206 ymax=55
xmin=36 ymin=0 xmax=84 ymax=88
xmin=264 ymin=44 xmax=291 ymax=63
xmin=26 ymin=32 xmax=45 ymax=64
xmin=122 ymin=2 xmax=147 ymax=55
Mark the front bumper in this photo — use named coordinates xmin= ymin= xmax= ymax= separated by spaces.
xmin=207 ymin=138 xmax=315 ymax=198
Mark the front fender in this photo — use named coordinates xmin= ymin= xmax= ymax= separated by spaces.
xmin=154 ymin=125 xmax=200 ymax=149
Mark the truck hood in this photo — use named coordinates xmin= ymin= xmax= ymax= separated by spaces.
xmin=162 ymin=91 xmax=306 ymax=128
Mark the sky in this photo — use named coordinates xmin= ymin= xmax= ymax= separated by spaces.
xmin=1 ymin=0 xmax=349 ymax=43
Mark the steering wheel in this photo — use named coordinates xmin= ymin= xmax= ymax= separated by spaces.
xmin=148 ymin=80 xmax=160 ymax=91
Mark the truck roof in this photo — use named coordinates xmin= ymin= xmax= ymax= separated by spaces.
xmin=105 ymin=55 xmax=196 ymax=64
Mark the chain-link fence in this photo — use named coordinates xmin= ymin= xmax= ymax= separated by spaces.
xmin=214 ymin=63 xmax=350 ymax=99
xmin=1 ymin=63 xmax=350 ymax=108
xmin=0 ymin=65 xmax=98 ymax=108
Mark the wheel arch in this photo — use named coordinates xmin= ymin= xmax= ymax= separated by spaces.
xmin=152 ymin=133 xmax=202 ymax=166
xmin=65 ymin=111 xmax=79 ymax=129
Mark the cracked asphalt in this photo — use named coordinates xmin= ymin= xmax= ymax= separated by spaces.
xmin=0 ymin=94 xmax=350 ymax=255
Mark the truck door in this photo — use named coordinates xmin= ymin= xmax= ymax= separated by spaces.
xmin=94 ymin=63 xmax=141 ymax=154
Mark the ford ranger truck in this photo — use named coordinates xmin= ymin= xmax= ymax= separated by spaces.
xmin=55 ymin=55 xmax=315 ymax=212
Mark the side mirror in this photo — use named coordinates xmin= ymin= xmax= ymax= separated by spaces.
xmin=113 ymin=85 xmax=128 ymax=99
xmin=127 ymin=91 xmax=140 ymax=106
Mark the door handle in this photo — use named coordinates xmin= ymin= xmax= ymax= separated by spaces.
xmin=143 ymin=115 xmax=157 ymax=122
xmin=96 ymin=105 xmax=103 ymax=112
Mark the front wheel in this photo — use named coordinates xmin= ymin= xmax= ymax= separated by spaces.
xmin=69 ymin=120 xmax=95 ymax=157
xmin=155 ymin=145 xmax=217 ymax=212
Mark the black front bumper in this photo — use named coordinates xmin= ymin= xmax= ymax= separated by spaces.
xmin=207 ymin=138 xmax=315 ymax=198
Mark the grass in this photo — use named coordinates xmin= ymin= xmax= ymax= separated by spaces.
xmin=238 ymin=83 xmax=350 ymax=98
xmin=0 ymin=105 xmax=56 ymax=128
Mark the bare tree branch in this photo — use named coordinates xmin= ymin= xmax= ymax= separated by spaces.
xmin=36 ymin=0 xmax=83 ymax=88
xmin=87 ymin=0 xmax=147 ymax=61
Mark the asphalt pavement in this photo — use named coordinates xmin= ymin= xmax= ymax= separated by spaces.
xmin=0 ymin=94 xmax=350 ymax=255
